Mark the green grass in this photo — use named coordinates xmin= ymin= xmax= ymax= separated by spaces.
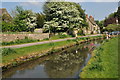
xmin=2 ymin=40 xmax=76 ymax=64
xmin=2 ymin=48 xmax=17 ymax=56
xmin=49 ymin=34 xmax=72 ymax=40
xmin=80 ymin=37 xmax=118 ymax=78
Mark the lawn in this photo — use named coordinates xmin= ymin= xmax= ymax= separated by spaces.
xmin=80 ymin=37 xmax=119 ymax=78
xmin=2 ymin=40 xmax=76 ymax=64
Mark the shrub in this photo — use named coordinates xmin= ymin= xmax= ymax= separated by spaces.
xmin=43 ymin=38 xmax=49 ymax=40
xmin=49 ymin=43 xmax=55 ymax=46
xmin=59 ymin=34 xmax=68 ymax=38
xmin=78 ymin=29 xmax=85 ymax=36
xmin=2 ymin=48 xmax=17 ymax=56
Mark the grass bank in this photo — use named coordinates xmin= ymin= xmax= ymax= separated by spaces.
xmin=2 ymin=39 xmax=75 ymax=65
xmin=80 ymin=37 xmax=118 ymax=78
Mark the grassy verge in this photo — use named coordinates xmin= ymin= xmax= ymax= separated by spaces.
xmin=2 ymin=39 xmax=76 ymax=64
xmin=49 ymin=34 xmax=72 ymax=40
xmin=80 ymin=37 xmax=118 ymax=78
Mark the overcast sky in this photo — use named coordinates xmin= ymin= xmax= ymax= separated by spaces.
xmin=1 ymin=0 xmax=119 ymax=21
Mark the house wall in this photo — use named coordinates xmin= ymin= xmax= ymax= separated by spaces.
xmin=85 ymin=15 xmax=100 ymax=34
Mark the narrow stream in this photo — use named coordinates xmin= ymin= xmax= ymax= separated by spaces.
xmin=2 ymin=40 xmax=103 ymax=78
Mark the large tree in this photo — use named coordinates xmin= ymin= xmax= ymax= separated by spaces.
xmin=43 ymin=1 xmax=87 ymax=34
xmin=13 ymin=6 xmax=37 ymax=32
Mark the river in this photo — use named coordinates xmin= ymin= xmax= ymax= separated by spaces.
xmin=2 ymin=39 xmax=103 ymax=78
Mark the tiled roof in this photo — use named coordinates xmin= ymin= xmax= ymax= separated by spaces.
xmin=0 ymin=8 xmax=12 ymax=21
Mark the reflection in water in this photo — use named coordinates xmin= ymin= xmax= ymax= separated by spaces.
xmin=44 ymin=46 xmax=89 ymax=78
xmin=3 ymin=40 xmax=103 ymax=78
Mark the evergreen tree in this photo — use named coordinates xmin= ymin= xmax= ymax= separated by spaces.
xmin=36 ymin=13 xmax=45 ymax=28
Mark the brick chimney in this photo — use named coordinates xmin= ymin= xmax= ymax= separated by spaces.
xmin=89 ymin=16 xmax=92 ymax=19
xmin=86 ymin=14 xmax=88 ymax=18
xmin=89 ymin=15 xmax=94 ymax=21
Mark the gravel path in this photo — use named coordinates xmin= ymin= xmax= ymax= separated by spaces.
xmin=1 ymin=34 xmax=101 ymax=48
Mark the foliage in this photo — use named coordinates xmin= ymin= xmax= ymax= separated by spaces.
xmin=2 ymin=48 xmax=17 ymax=56
xmin=13 ymin=6 xmax=37 ymax=32
xmin=103 ymin=7 xmax=119 ymax=27
xmin=77 ymin=29 xmax=84 ymax=36
xmin=36 ymin=13 xmax=45 ymax=28
xmin=80 ymin=38 xmax=118 ymax=78
xmin=2 ymin=21 xmax=16 ymax=32
xmin=12 ymin=6 xmax=27 ymax=32
xmin=43 ymin=1 xmax=87 ymax=34
xmin=105 ymin=24 xmax=120 ymax=32
xmin=2 ymin=6 xmax=37 ymax=32
xmin=75 ymin=3 xmax=86 ymax=20
xmin=49 ymin=34 xmax=72 ymax=40
xmin=116 ymin=6 xmax=120 ymax=24
xmin=95 ymin=20 xmax=104 ymax=33
xmin=107 ymin=12 xmax=117 ymax=19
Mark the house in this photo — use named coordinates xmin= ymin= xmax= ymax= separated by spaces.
xmin=0 ymin=8 xmax=12 ymax=22
xmin=84 ymin=14 xmax=100 ymax=34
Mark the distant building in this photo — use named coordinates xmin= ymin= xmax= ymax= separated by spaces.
xmin=0 ymin=8 xmax=12 ymax=22
xmin=84 ymin=14 xmax=100 ymax=34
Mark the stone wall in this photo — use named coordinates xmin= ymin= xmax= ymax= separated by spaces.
xmin=0 ymin=33 xmax=49 ymax=42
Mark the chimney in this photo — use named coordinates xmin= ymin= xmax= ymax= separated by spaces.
xmin=89 ymin=15 xmax=94 ymax=21
xmin=86 ymin=14 xmax=88 ymax=18
xmin=89 ymin=16 xmax=92 ymax=19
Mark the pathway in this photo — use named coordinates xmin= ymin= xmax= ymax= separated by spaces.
xmin=1 ymin=34 xmax=101 ymax=48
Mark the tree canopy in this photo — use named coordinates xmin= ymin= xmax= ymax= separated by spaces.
xmin=43 ymin=1 xmax=87 ymax=34
xmin=13 ymin=6 xmax=37 ymax=32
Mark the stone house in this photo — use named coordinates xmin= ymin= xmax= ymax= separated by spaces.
xmin=0 ymin=8 xmax=12 ymax=22
xmin=84 ymin=14 xmax=100 ymax=34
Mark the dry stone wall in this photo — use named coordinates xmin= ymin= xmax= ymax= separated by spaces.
xmin=0 ymin=33 xmax=49 ymax=42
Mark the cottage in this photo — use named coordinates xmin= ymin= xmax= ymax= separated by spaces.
xmin=84 ymin=14 xmax=100 ymax=34
xmin=0 ymin=8 xmax=12 ymax=22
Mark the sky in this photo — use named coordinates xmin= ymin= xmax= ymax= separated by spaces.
xmin=1 ymin=0 xmax=119 ymax=21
